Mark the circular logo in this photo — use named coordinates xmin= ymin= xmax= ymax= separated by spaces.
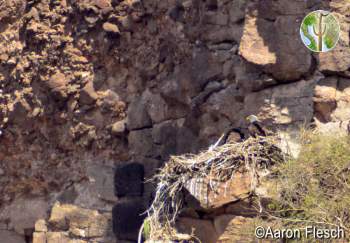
xmin=300 ymin=10 xmax=340 ymax=52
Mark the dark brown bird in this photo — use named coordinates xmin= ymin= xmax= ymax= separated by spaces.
xmin=246 ymin=115 xmax=267 ymax=138
xmin=223 ymin=127 xmax=245 ymax=143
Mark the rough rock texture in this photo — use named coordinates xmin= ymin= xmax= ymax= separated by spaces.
xmin=176 ymin=218 xmax=219 ymax=243
xmin=32 ymin=202 xmax=115 ymax=243
xmin=239 ymin=0 xmax=313 ymax=81
xmin=184 ymin=171 xmax=252 ymax=209
xmin=214 ymin=215 xmax=254 ymax=242
xmin=0 ymin=0 xmax=349 ymax=242
xmin=175 ymin=210 xmax=257 ymax=243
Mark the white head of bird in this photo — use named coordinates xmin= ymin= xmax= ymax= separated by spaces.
xmin=246 ymin=115 xmax=259 ymax=123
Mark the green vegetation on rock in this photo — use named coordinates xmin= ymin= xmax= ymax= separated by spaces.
xmin=270 ymin=132 xmax=350 ymax=236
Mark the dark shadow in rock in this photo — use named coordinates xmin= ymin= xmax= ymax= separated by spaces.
xmin=235 ymin=0 xmax=332 ymax=131
xmin=112 ymin=198 xmax=146 ymax=241
xmin=239 ymin=0 xmax=333 ymax=86
xmin=114 ymin=162 xmax=144 ymax=198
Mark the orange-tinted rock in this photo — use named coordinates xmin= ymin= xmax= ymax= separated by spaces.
xmin=103 ymin=22 xmax=120 ymax=33
xmin=93 ymin=0 xmax=111 ymax=9
xmin=46 ymin=72 xmax=69 ymax=100
xmin=48 ymin=203 xmax=111 ymax=238
xmin=46 ymin=232 xmax=70 ymax=243
xmin=34 ymin=219 xmax=48 ymax=232
xmin=32 ymin=232 xmax=46 ymax=243
xmin=184 ymin=172 xmax=252 ymax=209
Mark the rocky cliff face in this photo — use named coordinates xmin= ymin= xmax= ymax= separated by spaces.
xmin=0 ymin=0 xmax=349 ymax=242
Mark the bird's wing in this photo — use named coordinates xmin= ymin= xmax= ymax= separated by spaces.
xmin=250 ymin=122 xmax=267 ymax=137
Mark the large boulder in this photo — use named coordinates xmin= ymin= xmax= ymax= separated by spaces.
xmin=239 ymin=1 xmax=312 ymax=81
xmin=32 ymin=202 xmax=115 ymax=243
xmin=184 ymin=172 xmax=252 ymax=209
xmin=48 ymin=203 xmax=113 ymax=239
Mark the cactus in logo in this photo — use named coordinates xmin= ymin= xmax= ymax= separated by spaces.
xmin=312 ymin=12 xmax=328 ymax=52
xmin=300 ymin=10 xmax=340 ymax=52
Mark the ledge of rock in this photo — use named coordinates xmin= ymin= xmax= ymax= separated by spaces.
xmin=33 ymin=203 xmax=115 ymax=243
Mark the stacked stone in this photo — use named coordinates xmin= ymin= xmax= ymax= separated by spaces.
xmin=32 ymin=203 xmax=115 ymax=243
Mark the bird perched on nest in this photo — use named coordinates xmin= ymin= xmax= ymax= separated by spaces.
xmin=222 ymin=127 xmax=245 ymax=143
xmin=208 ymin=127 xmax=245 ymax=152
xmin=246 ymin=115 xmax=267 ymax=138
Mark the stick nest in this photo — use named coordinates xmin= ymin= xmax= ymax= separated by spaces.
xmin=146 ymin=136 xmax=285 ymax=240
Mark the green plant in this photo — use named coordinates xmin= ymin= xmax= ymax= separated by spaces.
xmin=143 ymin=218 xmax=151 ymax=239
xmin=269 ymin=132 xmax=350 ymax=234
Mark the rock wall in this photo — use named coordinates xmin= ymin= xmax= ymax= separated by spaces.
xmin=0 ymin=0 xmax=350 ymax=242
xmin=32 ymin=203 xmax=115 ymax=243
